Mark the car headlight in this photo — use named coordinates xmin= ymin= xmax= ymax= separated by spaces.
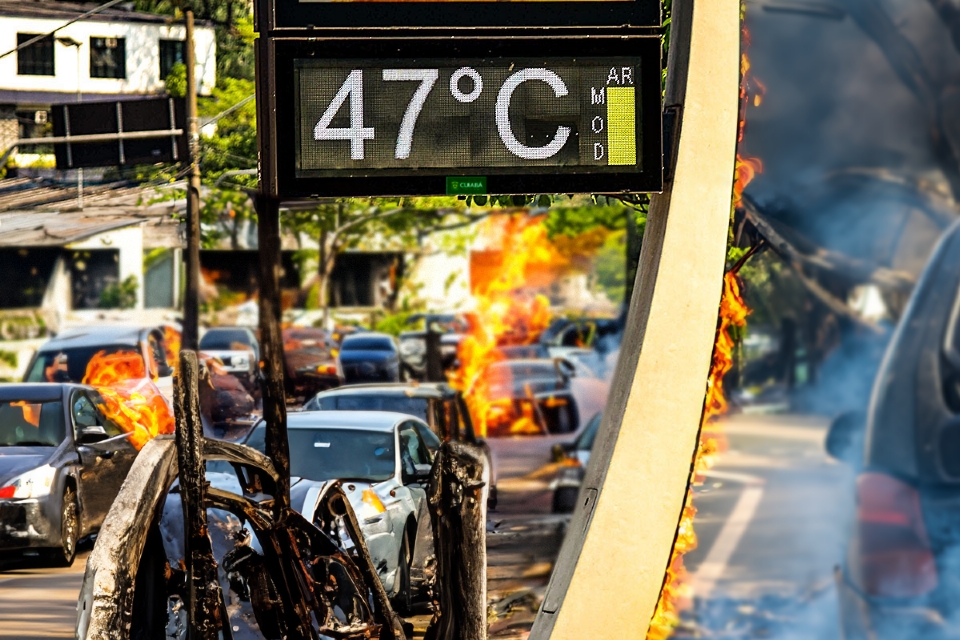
xmin=354 ymin=489 xmax=391 ymax=534
xmin=0 ymin=464 xmax=56 ymax=499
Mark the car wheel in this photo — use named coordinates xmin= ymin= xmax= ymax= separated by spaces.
xmin=53 ymin=487 xmax=78 ymax=567
xmin=552 ymin=486 xmax=579 ymax=514
xmin=394 ymin=530 xmax=413 ymax=615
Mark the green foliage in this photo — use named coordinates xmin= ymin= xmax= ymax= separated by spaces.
xmin=165 ymin=62 xmax=187 ymax=98
xmin=0 ymin=351 xmax=16 ymax=369
xmin=593 ymin=230 xmax=628 ymax=303
xmin=374 ymin=311 xmax=415 ymax=336
xmin=99 ymin=276 xmax=139 ymax=309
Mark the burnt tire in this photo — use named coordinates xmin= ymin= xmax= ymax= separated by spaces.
xmin=394 ymin=530 xmax=413 ymax=615
xmin=552 ymin=486 xmax=579 ymax=514
xmin=52 ymin=487 xmax=78 ymax=567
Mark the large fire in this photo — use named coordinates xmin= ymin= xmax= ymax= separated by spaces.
xmin=645 ymin=29 xmax=760 ymax=640
xmin=450 ymin=215 xmax=591 ymax=437
xmin=82 ymin=350 xmax=176 ymax=450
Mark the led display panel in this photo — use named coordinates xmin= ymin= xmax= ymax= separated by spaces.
xmin=267 ymin=38 xmax=662 ymax=196
xmin=295 ymin=59 xmax=642 ymax=175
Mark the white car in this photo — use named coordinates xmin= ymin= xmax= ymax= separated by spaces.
xmin=240 ymin=410 xmax=439 ymax=611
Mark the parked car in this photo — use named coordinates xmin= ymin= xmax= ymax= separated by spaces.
xmin=831 ymin=220 xmax=960 ymax=639
xmin=199 ymin=327 xmax=260 ymax=396
xmin=200 ymin=326 xmax=260 ymax=362
xmin=482 ymin=358 xmax=580 ymax=436
xmin=339 ymin=333 xmax=401 ymax=384
xmin=0 ymin=383 xmax=139 ymax=566
xmin=283 ymin=327 xmax=344 ymax=400
xmin=398 ymin=314 xmax=468 ymax=380
xmin=238 ymin=411 xmax=438 ymax=610
xmin=550 ymin=412 xmax=601 ymax=513
xmin=23 ymin=326 xmax=175 ymax=401
xmin=302 ymin=382 xmax=498 ymax=508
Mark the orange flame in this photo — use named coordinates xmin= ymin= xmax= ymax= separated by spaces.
xmin=82 ymin=350 xmax=175 ymax=450
xmin=450 ymin=215 xmax=576 ymax=437
xmin=647 ymin=273 xmax=750 ymax=640
xmin=646 ymin=25 xmax=761 ymax=639
xmin=163 ymin=325 xmax=182 ymax=374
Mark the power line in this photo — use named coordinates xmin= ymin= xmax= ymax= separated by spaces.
xmin=0 ymin=0 xmax=129 ymax=61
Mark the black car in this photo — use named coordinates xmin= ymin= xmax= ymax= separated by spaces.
xmin=0 ymin=384 xmax=138 ymax=566
xmin=831 ymin=220 xmax=960 ymax=639
xmin=302 ymin=382 xmax=498 ymax=508
xmin=339 ymin=333 xmax=401 ymax=384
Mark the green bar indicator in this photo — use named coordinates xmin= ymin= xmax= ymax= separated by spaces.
xmin=446 ymin=176 xmax=488 ymax=195
xmin=606 ymin=87 xmax=637 ymax=166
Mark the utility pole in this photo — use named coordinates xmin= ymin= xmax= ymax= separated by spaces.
xmin=182 ymin=10 xmax=201 ymax=350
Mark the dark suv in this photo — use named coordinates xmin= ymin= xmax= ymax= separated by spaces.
xmin=832 ymin=221 xmax=960 ymax=638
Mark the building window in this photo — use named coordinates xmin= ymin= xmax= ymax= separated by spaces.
xmin=90 ymin=37 xmax=125 ymax=79
xmin=17 ymin=33 xmax=54 ymax=76
xmin=159 ymin=39 xmax=184 ymax=80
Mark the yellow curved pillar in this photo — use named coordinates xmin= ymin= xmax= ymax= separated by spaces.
xmin=528 ymin=0 xmax=742 ymax=635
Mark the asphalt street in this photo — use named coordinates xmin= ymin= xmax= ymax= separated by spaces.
xmin=0 ymin=413 xmax=855 ymax=640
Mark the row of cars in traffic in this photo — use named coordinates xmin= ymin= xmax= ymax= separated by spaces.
xmin=0 ymin=312 xmax=616 ymax=612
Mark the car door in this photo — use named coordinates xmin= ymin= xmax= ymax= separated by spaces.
xmin=72 ymin=391 xmax=137 ymax=527
xmin=398 ymin=422 xmax=432 ymax=511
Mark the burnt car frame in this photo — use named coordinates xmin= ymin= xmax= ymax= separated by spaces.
xmin=481 ymin=358 xmax=581 ymax=437
xmin=0 ymin=383 xmax=138 ymax=566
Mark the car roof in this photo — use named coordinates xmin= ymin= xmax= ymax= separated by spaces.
xmin=0 ymin=383 xmax=84 ymax=402
xmin=281 ymin=410 xmax=416 ymax=432
xmin=311 ymin=382 xmax=449 ymax=399
xmin=342 ymin=331 xmax=394 ymax=342
xmin=38 ymin=326 xmax=147 ymax=350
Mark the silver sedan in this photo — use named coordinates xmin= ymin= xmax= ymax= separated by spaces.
xmin=241 ymin=410 xmax=439 ymax=611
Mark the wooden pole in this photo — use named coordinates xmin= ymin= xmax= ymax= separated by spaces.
xmin=529 ymin=0 xmax=742 ymax=635
xmin=256 ymin=194 xmax=291 ymax=513
xmin=182 ymin=10 xmax=201 ymax=350
xmin=174 ymin=351 xmax=222 ymax=639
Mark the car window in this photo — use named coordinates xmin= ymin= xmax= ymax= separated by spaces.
xmin=25 ymin=345 xmax=144 ymax=384
xmin=413 ymin=422 xmax=440 ymax=458
xmin=399 ymin=425 xmax=430 ymax=473
xmin=312 ymin=394 xmax=429 ymax=421
xmin=577 ymin=413 xmax=602 ymax=451
xmin=341 ymin=337 xmax=395 ymax=352
xmin=0 ymin=400 xmax=65 ymax=446
xmin=71 ymin=392 xmax=123 ymax=437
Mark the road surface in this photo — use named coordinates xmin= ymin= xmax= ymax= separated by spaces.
xmin=0 ymin=413 xmax=854 ymax=640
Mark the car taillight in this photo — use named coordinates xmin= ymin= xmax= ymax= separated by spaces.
xmin=850 ymin=472 xmax=938 ymax=598
xmin=0 ymin=486 xmax=14 ymax=499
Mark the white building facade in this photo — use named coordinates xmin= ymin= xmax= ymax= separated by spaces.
xmin=0 ymin=0 xmax=216 ymax=155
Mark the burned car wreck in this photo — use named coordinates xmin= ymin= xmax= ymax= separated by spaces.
xmin=76 ymin=351 xmax=488 ymax=640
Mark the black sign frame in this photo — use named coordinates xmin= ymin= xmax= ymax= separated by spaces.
xmin=258 ymin=0 xmax=660 ymax=32
xmin=260 ymin=35 xmax=662 ymax=198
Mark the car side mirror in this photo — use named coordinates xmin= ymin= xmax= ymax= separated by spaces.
xmin=825 ymin=411 xmax=865 ymax=466
xmin=414 ymin=463 xmax=433 ymax=481
xmin=78 ymin=425 xmax=108 ymax=444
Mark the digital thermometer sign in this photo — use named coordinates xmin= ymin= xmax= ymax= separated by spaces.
xmin=266 ymin=38 xmax=662 ymax=196
xmin=295 ymin=59 xmax=641 ymax=175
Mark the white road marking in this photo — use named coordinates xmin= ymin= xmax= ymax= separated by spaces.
xmin=690 ymin=469 xmax=765 ymax=599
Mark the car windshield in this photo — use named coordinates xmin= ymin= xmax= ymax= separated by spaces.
xmin=342 ymin=337 xmax=394 ymax=352
xmin=24 ymin=345 xmax=143 ymax=383
xmin=0 ymin=400 xmax=65 ymax=446
xmin=247 ymin=426 xmax=396 ymax=482
xmin=311 ymin=394 xmax=429 ymax=421
xmin=200 ymin=330 xmax=252 ymax=351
